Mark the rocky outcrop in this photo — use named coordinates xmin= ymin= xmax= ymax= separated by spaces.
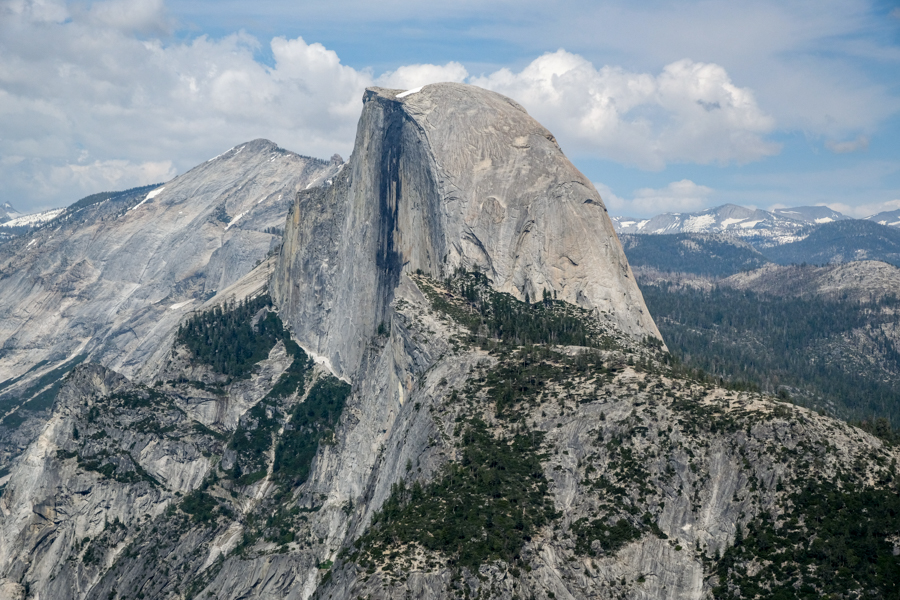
xmin=0 ymin=139 xmax=338 ymax=390
xmin=0 ymin=267 xmax=897 ymax=600
xmin=722 ymin=260 xmax=900 ymax=300
xmin=0 ymin=84 xmax=896 ymax=600
xmin=272 ymin=83 xmax=660 ymax=380
xmin=0 ymin=141 xmax=340 ymax=474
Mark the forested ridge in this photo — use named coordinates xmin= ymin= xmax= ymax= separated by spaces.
xmin=640 ymin=282 xmax=900 ymax=430
xmin=176 ymin=294 xmax=291 ymax=379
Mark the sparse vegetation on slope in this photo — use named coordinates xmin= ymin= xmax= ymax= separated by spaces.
xmin=273 ymin=375 xmax=351 ymax=488
xmin=324 ymin=271 xmax=900 ymax=600
xmin=352 ymin=417 xmax=555 ymax=570
xmin=714 ymin=480 xmax=900 ymax=599
xmin=416 ymin=269 xmax=618 ymax=349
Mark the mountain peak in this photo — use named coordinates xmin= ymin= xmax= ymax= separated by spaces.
xmin=273 ymin=82 xmax=660 ymax=378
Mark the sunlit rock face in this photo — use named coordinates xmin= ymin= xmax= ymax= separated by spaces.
xmin=273 ymin=83 xmax=660 ymax=380
xmin=0 ymin=139 xmax=338 ymax=386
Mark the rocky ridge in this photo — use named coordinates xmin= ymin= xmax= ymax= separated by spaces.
xmin=721 ymin=260 xmax=900 ymax=301
xmin=611 ymin=204 xmax=850 ymax=247
xmin=0 ymin=140 xmax=340 ymax=464
xmin=0 ymin=203 xmax=22 ymax=224
xmin=866 ymin=208 xmax=900 ymax=228
xmin=0 ymin=268 xmax=896 ymax=599
xmin=0 ymin=83 xmax=896 ymax=600
xmin=273 ymin=83 xmax=659 ymax=380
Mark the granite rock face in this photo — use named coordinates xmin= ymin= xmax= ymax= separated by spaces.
xmin=0 ymin=141 xmax=339 ymax=458
xmin=272 ymin=84 xmax=660 ymax=380
xmin=0 ymin=140 xmax=338 ymax=387
xmin=0 ymin=267 xmax=896 ymax=600
xmin=0 ymin=84 xmax=896 ymax=600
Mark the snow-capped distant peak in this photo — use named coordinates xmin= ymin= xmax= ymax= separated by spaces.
xmin=1 ymin=201 xmax=22 ymax=218
xmin=863 ymin=209 xmax=900 ymax=229
xmin=0 ymin=207 xmax=66 ymax=228
xmin=611 ymin=204 xmax=854 ymax=248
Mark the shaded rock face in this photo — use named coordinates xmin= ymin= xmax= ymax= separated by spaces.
xmin=0 ymin=269 xmax=897 ymax=600
xmin=0 ymin=338 xmax=304 ymax=600
xmin=1 ymin=84 xmax=896 ymax=600
xmin=273 ymin=83 xmax=659 ymax=379
xmin=0 ymin=139 xmax=338 ymax=410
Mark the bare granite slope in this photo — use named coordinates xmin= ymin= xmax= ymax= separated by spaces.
xmin=0 ymin=85 xmax=896 ymax=600
xmin=272 ymin=83 xmax=660 ymax=380
xmin=0 ymin=269 xmax=895 ymax=600
xmin=0 ymin=140 xmax=339 ymax=397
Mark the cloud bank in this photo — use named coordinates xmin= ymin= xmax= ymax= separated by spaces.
xmin=0 ymin=0 xmax=786 ymax=212
xmin=596 ymin=179 xmax=715 ymax=217
xmin=473 ymin=51 xmax=778 ymax=169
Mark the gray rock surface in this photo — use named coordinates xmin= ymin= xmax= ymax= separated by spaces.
xmin=0 ymin=140 xmax=339 ymax=464
xmin=272 ymin=83 xmax=660 ymax=380
xmin=0 ymin=140 xmax=337 ymax=387
xmin=0 ymin=265 xmax=895 ymax=600
xmin=0 ymin=83 xmax=895 ymax=600
xmin=721 ymin=260 xmax=900 ymax=300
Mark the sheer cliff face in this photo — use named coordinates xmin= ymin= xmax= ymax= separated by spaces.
xmin=0 ymin=140 xmax=338 ymax=386
xmin=272 ymin=84 xmax=660 ymax=379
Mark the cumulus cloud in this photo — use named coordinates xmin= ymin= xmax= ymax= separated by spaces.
xmin=596 ymin=179 xmax=714 ymax=216
xmin=50 ymin=159 xmax=176 ymax=194
xmin=0 ymin=3 xmax=375 ymax=210
xmin=86 ymin=0 xmax=172 ymax=34
xmin=824 ymin=198 xmax=900 ymax=219
xmin=826 ymin=136 xmax=869 ymax=154
xmin=376 ymin=62 xmax=469 ymax=90
xmin=0 ymin=2 xmax=779 ymax=212
xmin=472 ymin=50 xmax=779 ymax=169
xmin=2 ymin=0 xmax=68 ymax=22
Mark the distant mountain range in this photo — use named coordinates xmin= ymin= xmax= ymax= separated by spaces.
xmin=612 ymin=203 xmax=866 ymax=248
xmin=764 ymin=219 xmax=900 ymax=267
xmin=622 ymin=220 xmax=900 ymax=276
xmin=865 ymin=208 xmax=900 ymax=228
xmin=0 ymin=202 xmax=22 ymax=224
xmin=614 ymin=203 xmax=900 ymax=273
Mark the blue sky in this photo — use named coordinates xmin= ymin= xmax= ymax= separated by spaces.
xmin=1 ymin=0 xmax=899 ymax=217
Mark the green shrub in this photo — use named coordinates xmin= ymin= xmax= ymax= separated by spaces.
xmin=353 ymin=418 xmax=555 ymax=570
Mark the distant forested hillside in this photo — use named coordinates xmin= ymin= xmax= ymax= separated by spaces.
xmin=620 ymin=233 xmax=770 ymax=277
xmin=764 ymin=220 xmax=900 ymax=267
xmin=640 ymin=281 xmax=900 ymax=428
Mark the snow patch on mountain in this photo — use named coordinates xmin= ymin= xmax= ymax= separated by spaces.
xmin=611 ymin=204 xmax=854 ymax=247
xmin=0 ymin=208 xmax=66 ymax=228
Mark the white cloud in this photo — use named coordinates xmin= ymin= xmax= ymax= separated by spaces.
xmin=0 ymin=3 xmax=781 ymax=212
xmin=49 ymin=159 xmax=176 ymax=194
xmin=824 ymin=198 xmax=900 ymax=219
xmin=826 ymin=135 xmax=869 ymax=154
xmin=597 ymin=179 xmax=714 ymax=216
xmin=472 ymin=51 xmax=779 ymax=169
xmin=86 ymin=0 xmax=171 ymax=34
xmin=2 ymin=0 xmax=68 ymax=23
xmin=376 ymin=62 xmax=469 ymax=90
xmin=0 ymin=5 xmax=376 ymax=210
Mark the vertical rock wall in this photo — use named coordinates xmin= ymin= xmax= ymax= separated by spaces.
xmin=272 ymin=83 xmax=660 ymax=381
